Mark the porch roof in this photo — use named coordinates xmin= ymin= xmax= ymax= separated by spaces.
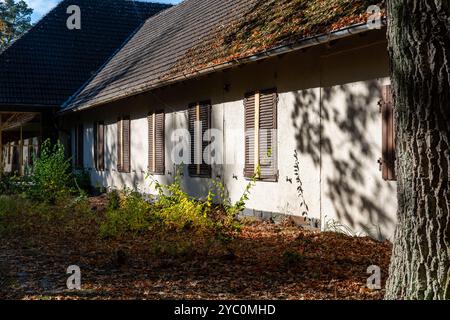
xmin=63 ymin=0 xmax=385 ymax=112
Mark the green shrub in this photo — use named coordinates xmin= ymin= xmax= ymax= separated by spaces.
xmin=100 ymin=189 xmax=153 ymax=238
xmin=27 ymin=139 xmax=73 ymax=203
xmin=106 ymin=189 xmax=121 ymax=211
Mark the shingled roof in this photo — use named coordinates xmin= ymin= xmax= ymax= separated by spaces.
xmin=64 ymin=0 xmax=384 ymax=111
xmin=0 ymin=0 xmax=170 ymax=108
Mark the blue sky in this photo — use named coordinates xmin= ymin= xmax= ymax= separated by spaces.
xmin=23 ymin=0 xmax=182 ymax=22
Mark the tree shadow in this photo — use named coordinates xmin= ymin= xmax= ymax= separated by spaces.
xmin=291 ymin=80 xmax=395 ymax=239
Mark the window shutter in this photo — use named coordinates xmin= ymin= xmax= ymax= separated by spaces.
xmin=188 ymin=102 xmax=211 ymax=177
xmin=380 ymin=85 xmax=396 ymax=181
xmin=244 ymin=92 xmax=256 ymax=178
xmin=122 ymin=116 xmax=131 ymax=173
xmin=117 ymin=118 xmax=122 ymax=172
xmin=188 ymin=103 xmax=197 ymax=176
xmin=148 ymin=111 xmax=165 ymax=175
xmin=93 ymin=122 xmax=98 ymax=170
xmin=76 ymin=124 xmax=84 ymax=168
xmin=244 ymin=89 xmax=278 ymax=180
xmin=97 ymin=122 xmax=105 ymax=171
xmin=155 ymin=111 xmax=165 ymax=175
xmin=259 ymin=88 xmax=278 ymax=180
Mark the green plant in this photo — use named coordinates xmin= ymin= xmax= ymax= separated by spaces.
xmin=73 ymin=169 xmax=91 ymax=194
xmin=294 ymin=150 xmax=309 ymax=217
xmin=100 ymin=189 xmax=153 ymax=238
xmin=106 ymin=189 xmax=120 ymax=211
xmin=27 ymin=139 xmax=73 ymax=203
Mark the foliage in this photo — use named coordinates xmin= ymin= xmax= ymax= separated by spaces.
xmin=27 ymin=139 xmax=73 ymax=203
xmin=73 ymin=169 xmax=91 ymax=194
xmin=99 ymin=166 xmax=258 ymax=253
xmin=0 ymin=173 xmax=29 ymax=195
xmin=293 ymin=150 xmax=309 ymax=217
xmin=99 ymin=189 xmax=153 ymax=238
xmin=0 ymin=0 xmax=33 ymax=51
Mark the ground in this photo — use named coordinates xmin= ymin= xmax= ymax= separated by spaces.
xmin=0 ymin=195 xmax=392 ymax=300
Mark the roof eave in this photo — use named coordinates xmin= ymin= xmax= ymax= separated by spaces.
xmin=60 ymin=21 xmax=387 ymax=115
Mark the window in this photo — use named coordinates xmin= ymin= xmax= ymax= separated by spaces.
xmin=244 ymin=88 xmax=278 ymax=181
xmin=117 ymin=116 xmax=130 ymax=173
xmin=379 ymin=85 xmax=396 ymax=181
xmin=188 ymin=101 xmax=211 ymax=178
xmin=75 ymin=124 xmax=84 ymax=168
xmin=148 ymin=110 xmax=165 ymax=175
xmin=94 ymin=121 xmax=105 ymax=171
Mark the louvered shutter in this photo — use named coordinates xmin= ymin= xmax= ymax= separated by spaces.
xmin=380 ymin=85 xmax=396 ymax=181
xmin=76 ymin=124 xmax=84 ymax=168
xmin=155 ymin=111 xmax=165 ymax=175
xmin=117 ymin=118 xmax=122 ymax=172
xmin=259 ymin=88 xmax=278 ymax=180
xmin=122 ymin=116 xmax=131 ymax=173
xmin=188 ymin=102 xmax=211 ymax=177
xmin=93 ymin=122 xmax=98 ymax=170
xmin=98 ymin=122 xmax=105 ymax=171
xmin=148 ymin=111 xmax=165 ymax=175
xmin=244 ymin=92 xmax=256 ymax=178
xmin=188 ymin=103 xmax=198 ymax=176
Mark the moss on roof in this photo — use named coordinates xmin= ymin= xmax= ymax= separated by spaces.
xmin=166 ymin=0 xmax=384 ymax=78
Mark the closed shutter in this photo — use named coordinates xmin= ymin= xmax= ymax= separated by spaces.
xmin=380 ymin=85 xmax=396 ymax=181
xmin=117 ymin=118 xmax=122 ymax=172
xmin=148 ymin=111 xmax=165 ymax=175
xmin=122 ymin=116 xmax=131 ymax=173
xmin=94 ymin=122 xmax=105 ymax=171
xmin=76 ymin=124 xmax=84 ymax=168
xmin=188 ymin=101 xmax=212 ymax=177
xmin=244 ymin=89 xmax=278 ymax=181
xmin=188 ymin=103 xmax=197 ymax=176
xmin=244 ymin=92 xmax=256 ymax=178
xmin=259 ymin=88 xmax=278 ymax=180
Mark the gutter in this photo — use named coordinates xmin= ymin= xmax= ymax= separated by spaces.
xmin=60 ymin=21 xmax=386 ymax=115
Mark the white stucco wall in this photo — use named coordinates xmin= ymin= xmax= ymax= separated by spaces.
xmin=65 ymin=30 xmax=397 ymax=240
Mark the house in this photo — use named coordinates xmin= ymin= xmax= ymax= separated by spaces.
xmin=1 ymin=0 xmax=397 ymax=240
xmin=0 ymin=0 xmax=171 ymax=174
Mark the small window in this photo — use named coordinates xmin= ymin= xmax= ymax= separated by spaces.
xmin=379 ymin=85 xmax=396 ymax=181
xmin=188 ymin=101 xmax=212 ymax=178
xmin=244 ymin=88 xmax=278 ymax=181
xmin=94 ymin=122 xmax=105 ymax=171
xmin=148 ymin=110 xmax=165 ymax=175
xmin=117 ymin=116 xmax=130 ymax=173
xmin=75 ymin=124 xmax=84 ymax=168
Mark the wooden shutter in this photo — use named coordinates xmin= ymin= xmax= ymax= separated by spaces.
xmin=188 ymin=101 xmax=212 ymax=177
xmin=94 ymin=122 xmax=104 ymax=171
xmin=259 ymin=88 xmax=278 ymax=180
xmin=117 ymin=118 xmax=122 ymax=172
xmin=244 ymin=92 xmax=256 ymax=178
xmin=121 ymin=116 xmax=131 ymax=173
xmin=244 ymin=89 xmax=278 ymax=180
xmin=380 ymin=85 xmax=396 ymax=181
xmin=188 ymin=103 xmax=197 ymax=176
xmin=148 ymin=111 xmax=165 ymax=175
xmin=76 ymin=124 xmax=84 ymax=168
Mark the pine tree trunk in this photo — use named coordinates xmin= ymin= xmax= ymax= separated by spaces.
xmin=385 ymin=0 xmax=450 ymax=299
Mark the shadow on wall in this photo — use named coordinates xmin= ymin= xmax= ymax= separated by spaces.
xmin=291 ymin=80 xmax=395 ymax=239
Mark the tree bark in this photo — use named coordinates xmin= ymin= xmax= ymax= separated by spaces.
xmin=385 ymin=0 xmax=450 ymax=299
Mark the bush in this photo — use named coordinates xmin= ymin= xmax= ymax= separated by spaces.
xmin=27 ymin=139 xmax=73 ymax=203
xmin=100 ymin=189 xmax=153 ymax=238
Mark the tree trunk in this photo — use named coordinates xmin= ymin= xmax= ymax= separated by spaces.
xmin=385 ymin=0 xmax=450 ymax=299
